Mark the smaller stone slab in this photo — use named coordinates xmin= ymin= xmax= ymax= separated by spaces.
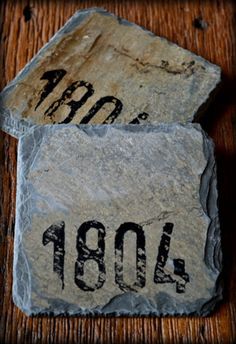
xmin=0 ymin=8 xmax=220 ymax=138
xmin=13 ymin=124 xmax=222 ymax=316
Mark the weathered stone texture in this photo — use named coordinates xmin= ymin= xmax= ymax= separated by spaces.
xmin=0 ymin=8 xmax=221 ymax=137
xmin=13 ymin=124 xmax=222 ymax=315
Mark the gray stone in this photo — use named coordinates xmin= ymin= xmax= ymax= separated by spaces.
xmin=13 ymin=123 xmax=222 ymax=316
xmin=0 ymin=8 xmax=220 ymax=138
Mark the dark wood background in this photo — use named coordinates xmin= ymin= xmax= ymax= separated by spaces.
xmin=0 ymin=1 xmax=235 ymax=343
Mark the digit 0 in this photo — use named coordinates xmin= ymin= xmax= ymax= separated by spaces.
xmin=80 ymin=96 xmax=123 ymax=124
xmin=114 ymin=222 xmax=146 ymax=292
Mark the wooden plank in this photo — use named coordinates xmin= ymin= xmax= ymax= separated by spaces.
xmin=0 ymin=0 xmax=235 ymax=343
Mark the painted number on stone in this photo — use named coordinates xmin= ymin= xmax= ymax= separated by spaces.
xmin=43 ymin=221 xmax=190 ymax=293
xmin=75 ymin=220 xmax=106 ymax=291
xmin=115 ymin=222 xmax=146 ymax=292
xmin=154 ymin=223 xmax=190 ymax=293
xmin=35 ymin=69 xmax=149 ymax=124
xmin=42 ymin=221 xmax=65 ymax=289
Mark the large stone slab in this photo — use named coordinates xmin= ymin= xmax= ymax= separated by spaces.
xmin=0 ymin=8 xmax=220 ymax=138
xmin=14 ymin=124 xmax=222 ymax=316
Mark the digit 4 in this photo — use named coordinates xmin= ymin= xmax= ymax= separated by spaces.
xmin=154 ymin=223 xmax=190 ymax=293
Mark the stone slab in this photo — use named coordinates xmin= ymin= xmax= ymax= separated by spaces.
xmin=0 ymin=8 xmax=221 ymax=138
xmin=14 ymin=123 xmax=222 ymax=316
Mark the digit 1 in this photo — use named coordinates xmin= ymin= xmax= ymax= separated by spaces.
xmin=75 ymin=220 xmax=106 ymax=291
xmin=35 ymin=69 xmax=67 ymax=110
xmin=80 ymin=96 xmax=123 ymax=124
xmin=42 ymin=221 xmax=65 ymax=290
xmin=115 ymin=222 xmax=146 ymax=292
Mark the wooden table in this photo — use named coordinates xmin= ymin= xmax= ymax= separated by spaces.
xmin=0 ymin=1 xmax=235 ymax=343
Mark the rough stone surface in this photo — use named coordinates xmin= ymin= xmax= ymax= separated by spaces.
xmin=0 ymin=8 xmax=221 ymax=138
xmin=14 ymin=124 xmax=222 ymax=316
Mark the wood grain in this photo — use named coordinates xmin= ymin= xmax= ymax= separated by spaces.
xmin=0 ymin=1 xmax=235 ymax=343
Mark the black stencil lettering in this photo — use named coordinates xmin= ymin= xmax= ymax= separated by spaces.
xmin=173 ymin=258 xmax=190 ymax=293
xmin=35 ymin=69 xmax=67 ymax=110
xmin=129 ymin=112 xmax=149 ymax=124
xmin=115 ymin=222 xmax=146 ymax=292
xmin=44 ymin=80 xmax=94 ymax=123
xmin=75 ymin=220 xmax=106 ymax=291
xmin=154 ymin=223 xmax=173 ymax=283
xmin=154 ymin=223 xmax=190 ymax=293
xmin=80 ymin=96 xmax=123 ymax=124
xmin=42 ymin=221 xmax=65 ymax=289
